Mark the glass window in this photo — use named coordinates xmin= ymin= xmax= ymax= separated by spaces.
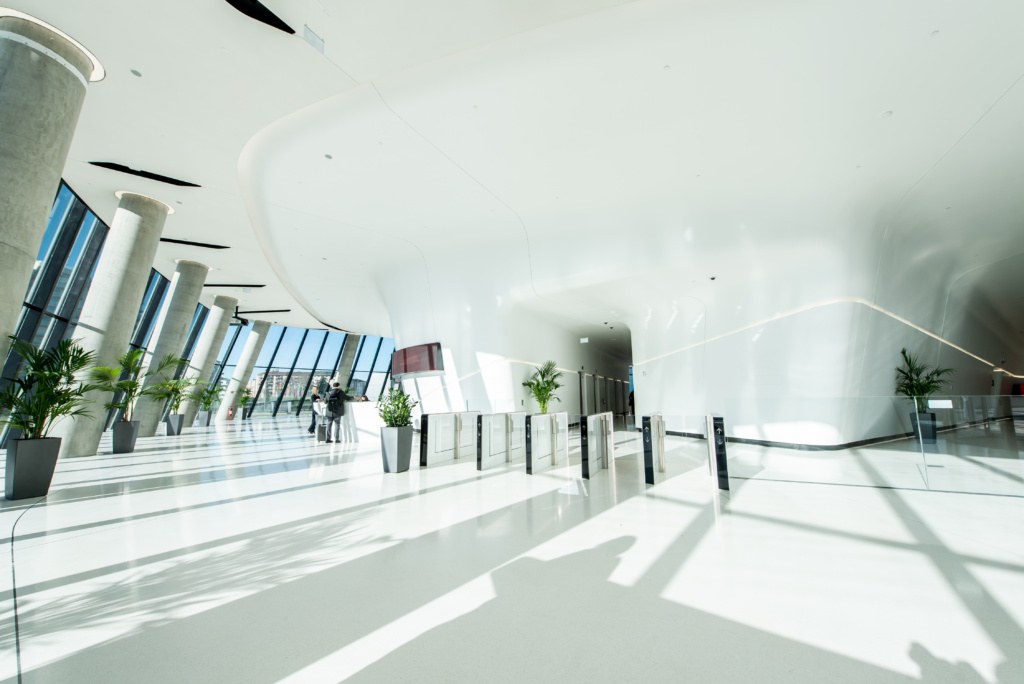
xmin=180 ymin=304 xmax=208 ymax=361
xmin=272 ymin=327 xmax=304 ymax=368
xmin=43 ymin=213 xmax=98 ymax=315
xmin=253 ymin=325 xmax=284 ymax=367
xmin=374 ymin=338 xmax=395 ymax=372
xmin=354 ymin=336 xmax=381 ymax=372
xmin=293 ymin=329 xmax=326 ymax=369
xmin=318 ymin=332 xmax=346 ymax=373
xmin=250 ymin=327 xmax=303 ymax=416
xmin=223 ymin=325 xmax=252 ymax=366
xmin=26 ymin=185 xmax=75 ymax=297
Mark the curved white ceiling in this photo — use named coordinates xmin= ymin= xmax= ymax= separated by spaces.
xmin=242 ymin=0 xmax=1024 ymax=375
xmin=15 ymin=0 xmax=1024 ymax=374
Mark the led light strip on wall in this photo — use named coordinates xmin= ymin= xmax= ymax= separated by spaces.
xmin=633 ymin=297 xmax=1024 ymax=379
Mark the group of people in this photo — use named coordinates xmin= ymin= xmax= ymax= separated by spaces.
xmin=308 ymin=382 xmax=368 ymax=443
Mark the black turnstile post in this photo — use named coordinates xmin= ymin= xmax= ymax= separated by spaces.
xmin=419 ymin=413 xmax=430 ymax=467
xmin=710 ymin=416 xmax=730 ymax=491
xmin=525 ymin=415 xmax=534 ymax=474
xmin=580 ymin=415 xmax=591 ymax=479
xmin=642 ymin=416 xmax=654 ymax=485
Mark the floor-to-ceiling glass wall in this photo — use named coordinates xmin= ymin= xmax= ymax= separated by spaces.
xmin=297 ymin=331 xmax=347 ymax=416
xmin=2 ymin=182 xmax=109 ymax=385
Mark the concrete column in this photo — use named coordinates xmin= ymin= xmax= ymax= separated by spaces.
xmin=0 ymin=14 xmax=96 ymax=363
xmin=180 ymin=295 xmax=237 ymax=426
xmin=216 ymin=321 xmax=271 ymax=423
xmin=54 ymin=192 xmax=171 ymax=458
xmin=134 ymin=260 xmax=210 ymax=437
xmin=334 ymin=334 xmax=361 ymax=385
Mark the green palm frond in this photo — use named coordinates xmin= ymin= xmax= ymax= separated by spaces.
xmin=0 ymin=336 xmax=98 ymax=439
xmin=895 ymin=347 xmax=955 ymax=413
xmin=522 ymin=360 xmax=563 ymax=414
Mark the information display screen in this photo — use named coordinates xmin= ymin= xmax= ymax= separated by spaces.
xmin=391 ymin=342 xmax=444 ymax=377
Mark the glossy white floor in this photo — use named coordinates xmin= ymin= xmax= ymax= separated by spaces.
xmin=0 ymin=417 xmax=1022 ymax=683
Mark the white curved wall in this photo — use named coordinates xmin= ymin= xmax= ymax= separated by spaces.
xmin=239 ymin=0 xmax=1024 ymax=443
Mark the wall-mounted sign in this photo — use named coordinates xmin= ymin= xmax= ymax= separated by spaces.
xmin=391 ymin=342 xmax=444 ymax=379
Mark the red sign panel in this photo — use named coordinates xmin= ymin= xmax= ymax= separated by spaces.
xmin=391 ymin=343 xmax=444 ymax=376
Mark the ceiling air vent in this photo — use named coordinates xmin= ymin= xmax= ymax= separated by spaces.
xmin=224 ymin=0 xmax=295 ymax=34
xmin=89 ymin=162 xmax=200 ymax=188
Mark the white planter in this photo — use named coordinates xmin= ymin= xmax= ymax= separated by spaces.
xmin=380 ymin=426 xmax=413 ymax=473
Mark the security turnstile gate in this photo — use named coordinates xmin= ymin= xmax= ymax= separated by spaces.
xmin=642 ymin=414 xmax=666 ymax=485
xmin=476 ymin=412 xmax=527 ymax=471
xmin=420 ymin=411 xmax=480 ymax=467
xmin=580 ymin=411 xmax=614 ymax=479
xmin=525 ymin=412 xmax=569 ymax=474
xmin=705 ymin=414 xmax=730 ymax=491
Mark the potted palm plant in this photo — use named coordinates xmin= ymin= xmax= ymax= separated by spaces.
xmin=522 ymin=360 xmax=563 ymax=414
xmin=91 ymin=350 xmax=182 ymax=453
xmin=0 ymin=336 xmax=95 ymax=499
xmin=376 ymin=387 xmax=417 ymax=473
xmin=895 ymin=347 xmax=954 ymax=444
xmin=148 ymin=357 xmax=196 ymax=437
xmin=238 ymin=387 xmax=254 ymax=420
xmin=195 ymin=383 xmax=220 ymax=427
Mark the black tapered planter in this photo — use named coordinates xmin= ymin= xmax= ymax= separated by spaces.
xmin=910 ymin=412 xmax=937 ymax=444
xmin=165 ymin=414 xmax=185 ymax=436
xmin=196 ymin=411 xmax=211 ymax=428
xmin=5 ymin=438 xmax=60 ymax=500
xmin=112 ymin=421 xmax=140 ymax=453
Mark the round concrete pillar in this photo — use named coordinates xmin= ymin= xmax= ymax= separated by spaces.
xmin=180 ymin=295 xmax=238 ymax=426
xmin=53 ymin=192 xmax=171 ymax=458
xmin=135 ymin=260 xmax=211 ymax=437
xmin=0 ymin=13 xmax=98 ymax=363
xmin=216 ymin=321 xmax=271 ymax=424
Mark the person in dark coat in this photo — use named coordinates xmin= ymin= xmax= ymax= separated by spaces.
xmin=323 ymin=382 xmax=351 ymax=443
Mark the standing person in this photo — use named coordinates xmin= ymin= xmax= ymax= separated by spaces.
xmin=307 ymin=385 xmax=321 ymax=435
xmin=322 ymin=382 xmax=350 ymax=443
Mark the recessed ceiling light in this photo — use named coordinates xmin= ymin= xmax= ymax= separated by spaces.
xmin=131 ymin=69 xmax=142 ymax=77
xmin=882 ymin=110 xmax=893 ymax=118
xmin=324 ymin=154 xmax=332 ymax=159
xmin=710 ymin=276 xmax=716 ymax=281
xmin=664 ymin=65 xmax=670 ymax=70
xmin=175 ymin=200 xmax=182 ymax=205
xmin=930 ymin=30 xmax=940 ymax=37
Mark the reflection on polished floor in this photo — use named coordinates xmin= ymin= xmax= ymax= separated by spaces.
xmin=1 ymin=418 xmax=1023 ymax=683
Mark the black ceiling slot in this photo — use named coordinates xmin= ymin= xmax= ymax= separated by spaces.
xmin=237 ymin=309 xmax=291 ymax=315
xmin=224 ymin=0 xmax=295 ymax=34
xmin=160 ymin=238 xmax=230 ymax=249
xmin=89 ymin=162 xmax=200 ymax=187
xmin=204 ymin=284 xmax=266 ymax=288
xmin=317 ymin=320 xmax=349 ymax=332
